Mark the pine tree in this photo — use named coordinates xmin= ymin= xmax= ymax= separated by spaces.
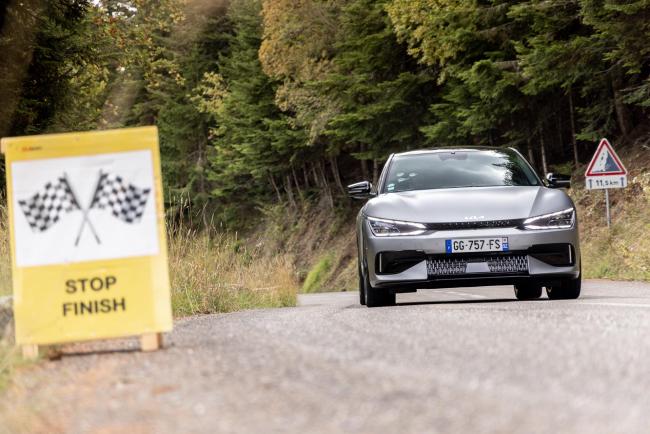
xmin=324 ymin=0 xmax=435 ymax=183
xmin=208 ymin=0 xmax=305 ymax=221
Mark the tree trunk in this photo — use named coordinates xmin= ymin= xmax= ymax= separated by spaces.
xmin=284 ymin=175 xmax=296 ymax=208
xmin=556 ymin=109 xmax=565 ymax=161
xmin=527 ymin=136 xmax=536 ymax=169
xmin=612 ymin=76 xmax=630 ymax=137
xmin=318 ymin=160 xmax=334 ymax=209
xmin=196 ymin=134 xmax=209 ymax=231
xmin=302 ymin=165 xmax=310 ymax=189
xmin=568 ymin=87 xmax=579 ymax=165
xmin=372 ymin=159 xmax=379 ymax=186
xmin=540 ymin=130 xmax=549 ymax=175
xmin=360 ymin=143 xmax=369 ymax=180
xmin=311 ymin=163 xmax=321 ymax=187
xmin=292 ymin=166 xmax=304 ymax=202
xmin=269 ymin=174 xmax=283 ymax=203
xmin=329 ymin=156 xmax=346 ymax=195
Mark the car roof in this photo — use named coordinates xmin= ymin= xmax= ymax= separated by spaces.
xmin=393 ymin=147 xmax=515 ymax=157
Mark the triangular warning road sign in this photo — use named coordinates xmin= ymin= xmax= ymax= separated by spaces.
xmin=585 ymin=138 xmax=627 ymax=177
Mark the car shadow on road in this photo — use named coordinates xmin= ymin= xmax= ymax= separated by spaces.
xmin=397 ymin=298 xmax=520 ymax=306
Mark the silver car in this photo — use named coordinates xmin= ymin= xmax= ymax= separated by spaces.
xmin=349 ymin=147 xmax=580 ymax=307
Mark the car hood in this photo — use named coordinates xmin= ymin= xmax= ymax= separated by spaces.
xmin=363 ymin=186 xmax=574 ymax=223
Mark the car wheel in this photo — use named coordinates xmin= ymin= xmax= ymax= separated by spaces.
xmin=514 ymin=284 xmax=542 ymax=300
xmin=358 ymin=265 xmax=366 ymax=306
xmin=363 ymin=273 xmax=395 ymax=308
xmin=546 ymin=277 xmax=581 ymax=300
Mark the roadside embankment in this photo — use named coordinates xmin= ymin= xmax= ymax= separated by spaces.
xmin=573 ymin=145 xmax=650 ymax=281
xmin=245 ymin=201 xmax=359 ymax=294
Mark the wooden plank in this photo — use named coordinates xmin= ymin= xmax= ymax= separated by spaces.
xmin=140 ymin=333 xmax=163 ymax=352
xmin=22 ymin=344 xmax=39 ymax=360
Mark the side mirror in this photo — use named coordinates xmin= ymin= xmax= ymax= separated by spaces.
xmin=347 ymin=181 xmax=375 ymax=199
xmin=546 ymin=173 xmax=571 ymax=189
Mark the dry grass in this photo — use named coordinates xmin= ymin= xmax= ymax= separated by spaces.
xmin=0 ymin=204 xmax=10 ymax=297
xmin=0 ymin=204 xmax=16 ymax=397
xmin=168 ymin=228 xmax=298 ymax=316
xmin=0 ymin=343 xmax=19 ymax=392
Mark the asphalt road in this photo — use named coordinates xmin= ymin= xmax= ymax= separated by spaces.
xmin=3 ymin=279 xmax=650 ymax=434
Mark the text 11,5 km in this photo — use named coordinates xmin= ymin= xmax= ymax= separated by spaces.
xmin=587 ymin=176 xmax=627 ymax=190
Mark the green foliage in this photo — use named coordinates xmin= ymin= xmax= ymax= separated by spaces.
xmin=155 ymin=9 xmax=231 ymax=224
xmin=323 ymin=0 xmax=435 ymax=159
xmin=206 ymin=0 xmax=306 ymax=219
xmin=2 ymin=0 xmax=650 ymax=226
xmin=388 ymin=0 xmax=650 ymax=171
xmin=0 ymin=0 xmax=103 ymax=187
xmin=0 ymin=0 xmax=94 ymax=136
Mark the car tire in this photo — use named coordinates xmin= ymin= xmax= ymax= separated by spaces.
xmin=546 ymin=277 xmax=581 ymax=300
xmin=358 ymin=265 xmax=366 ymax=306
xmin=514 ymin=284 xmax=542 ymax=300
xmin=363 ymin=273 xmax=395 ymax=308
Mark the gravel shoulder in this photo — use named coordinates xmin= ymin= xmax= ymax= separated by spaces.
xmin=2 ymin=279 xmax=650 ymax=434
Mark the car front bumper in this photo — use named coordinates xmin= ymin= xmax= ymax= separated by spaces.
xmin=363 ymin=224 xmax=580 ymax=291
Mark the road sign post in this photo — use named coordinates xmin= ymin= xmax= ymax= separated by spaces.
xmin=585 ymin=138 xmax=628 ymax=228
xmin=605 ymin=188 xmax=611 ymax=228
xmin=1 ymin=127 xmax=172 ymax=358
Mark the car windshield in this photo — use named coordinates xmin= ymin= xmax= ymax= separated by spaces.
xmin=383 ymin=150 xmax=540 ymax=193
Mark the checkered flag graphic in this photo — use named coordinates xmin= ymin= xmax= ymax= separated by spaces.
xmin=90 ymin=172 xmax=151 ymax=223
xmin=18 ymin=177 xmax=81 ymax=232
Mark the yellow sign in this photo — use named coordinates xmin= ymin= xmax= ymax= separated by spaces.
xmin=1 ymin=126 xmax=172 ymax=345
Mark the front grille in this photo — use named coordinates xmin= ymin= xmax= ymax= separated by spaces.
xmin=487 ymin=255 xmax=529 ymax=273
xmin=427 ymin=258 xmax=468 ymax=276
xmin=425 ymin=219 xmax=523 ymax=231
xmin=427 ymin=254 xmax=529 ymax=277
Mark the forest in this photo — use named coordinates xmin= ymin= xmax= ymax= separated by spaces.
xmin=1 ymin=0 xmax=649 ymax=227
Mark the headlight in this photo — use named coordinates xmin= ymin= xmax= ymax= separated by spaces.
xmin=522 ymin=208 xmax=575 ymax=230
xmin=367 ymin=216 xmax=427 ymax=237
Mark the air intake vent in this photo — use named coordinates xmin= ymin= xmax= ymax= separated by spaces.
xmin=427 ymin=254 xmax=529 ymax=276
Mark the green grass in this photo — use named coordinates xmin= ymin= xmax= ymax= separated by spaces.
xmin=301 ymin=253 xmax=334 ymax=293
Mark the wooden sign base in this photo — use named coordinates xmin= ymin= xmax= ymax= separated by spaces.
xmin=140 ymin=332 xmax=163 ymax=352
xmin=21 ymin=332 xmax=164 ymax=360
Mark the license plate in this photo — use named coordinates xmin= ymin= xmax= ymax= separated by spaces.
xmin=445 ymin=237 xmax=509 ymax=253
